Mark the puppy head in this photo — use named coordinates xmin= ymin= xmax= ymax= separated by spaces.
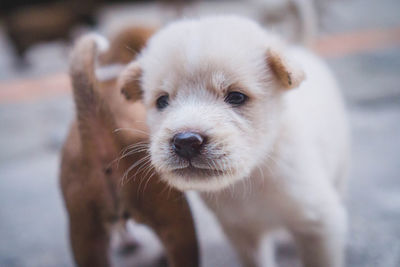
xmin=120 ymin=16 xmax=305 ymax=191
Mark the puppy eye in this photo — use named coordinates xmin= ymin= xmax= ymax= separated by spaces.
xmin=156 ymin=94 xmax=169 ymax=110
xmin=225 ymin=91 xmax=248 ymax=106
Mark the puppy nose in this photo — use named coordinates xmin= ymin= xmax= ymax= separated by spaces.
xmin=172 ymin=132 xmax=205 ymax=160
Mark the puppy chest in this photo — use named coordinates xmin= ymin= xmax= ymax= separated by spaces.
xmin=202 ymin=190 xmax=282 ymax=227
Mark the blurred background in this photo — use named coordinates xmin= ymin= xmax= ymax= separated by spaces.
xmin=0 ymin=0 xmax=399 ymax=266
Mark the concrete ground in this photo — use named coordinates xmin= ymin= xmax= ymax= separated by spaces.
xmin=1 ymin=0 xmax=400 ymax=266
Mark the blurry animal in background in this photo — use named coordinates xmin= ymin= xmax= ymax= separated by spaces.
xmin=101 ymin=26 xmax=157 ymax=64
xmin=1 ymin=1 xmax=97 ymax=63
xmin=253 ymin=0 xmax=317 ymax=45
xmin=1 ymin=0 xmax=333 ymax=66
xmin=60 ymin=27 xmax=198 ymax=267
xmin=253 ymin=0 xmax=339 ymax=46
xmin=0 ymin=0 xmax=193 ymax=64
xmin=120 ymin=16 xmax=349 ymax=267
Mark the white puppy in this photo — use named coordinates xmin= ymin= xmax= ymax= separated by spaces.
xmin=120 ymin=16 xmax=349 ymax=267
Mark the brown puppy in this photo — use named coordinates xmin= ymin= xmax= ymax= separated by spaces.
xmin=60 ymin=28 xmax=198 ymax=267
xmin=101 ymin=26 xmax=157 ymax=65
xmin=3 ymin=1 xmax=96 ymax=62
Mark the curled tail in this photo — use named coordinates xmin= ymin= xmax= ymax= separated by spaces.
xmin=70 ymin=34 xmax=108 ymax=125
xmin=69 ymin=34 xmax=118 ymax=157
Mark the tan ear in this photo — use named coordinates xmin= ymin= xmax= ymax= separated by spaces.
xmin=118 ymin=61 xmax=142 ymax=101
xmin=267 ymin=48 xmax=305 ymax=89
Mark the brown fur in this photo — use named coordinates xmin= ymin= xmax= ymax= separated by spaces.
xmin=3 ymin=1 xmax=96 ymax=60
xmin=267 ymin=47 xmax=305 ymax=89
xmin=118 ymin=62 xmax=143 ymax=102
xmin=101 ymin=27 xmax=157 ymax=64
xmin=60 ymin=27 xmax=199 ymax=267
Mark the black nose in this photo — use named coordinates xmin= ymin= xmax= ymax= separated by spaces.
xmin=172 ymin=132 xmax=205 ymax=160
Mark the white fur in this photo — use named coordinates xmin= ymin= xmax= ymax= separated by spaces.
xmin=90 ymin=33 xmax=110 ymax=53
xmin=132 ymin=16 xmax=349 ymax=267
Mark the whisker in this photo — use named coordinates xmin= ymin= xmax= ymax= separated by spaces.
xmin=115 ymin=142 xmax=150 ymax=168
xmin=121 ymin=155 xmax=151 ymax=185
xmin=133 ymin=155 xmax=154 ymax=177
xmin=125 ymin=45 xmax=139 ymax=55
xmin=115 ymin=147 xmax=149 ymax=169
xmin=114 ymin=127 xmax=150 ymax=136
xmin=142 ymin=171 xmax=156 ymax=197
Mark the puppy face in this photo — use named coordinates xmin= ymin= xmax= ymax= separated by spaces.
xmin=120 ymin=16 xmax=304 ymax=191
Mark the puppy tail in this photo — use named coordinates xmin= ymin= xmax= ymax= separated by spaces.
xmin=69 ymin=34 xmax=118 ymax=155
xmin=70 ymin=33 xmax=108 ymax=121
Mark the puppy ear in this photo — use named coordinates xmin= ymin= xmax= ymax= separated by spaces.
xmin=118 ymin=61 xmax=142 ymax=101
xmin=267 ymin=48 xmax=305 ymax=89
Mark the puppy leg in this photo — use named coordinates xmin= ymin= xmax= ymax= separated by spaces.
xmin=221 ymin=223 xmax=275 ymax=267
xmin=113 ymin=221 xmax=139 ymax=255
xmin=259 ymin=235 xmax=278 ymax=267
xmin=121 ymin=166 xmax=199 ymax=267
xmin=67 ymin=199 xmax=111 ymax=267
xmin=288 ymin=190 xmax=347 ymax=267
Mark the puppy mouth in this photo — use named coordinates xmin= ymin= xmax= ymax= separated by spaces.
xmin=171 ymin=164 xmax=225 ymax=177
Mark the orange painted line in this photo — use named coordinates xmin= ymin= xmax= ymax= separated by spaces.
xmin=1 ymin=26 xmax=400 ymax=103
xmin=314 ymin=27 xmax=400 ymax=58
xmin=0 ymin=73 xmax=70 ymax=103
